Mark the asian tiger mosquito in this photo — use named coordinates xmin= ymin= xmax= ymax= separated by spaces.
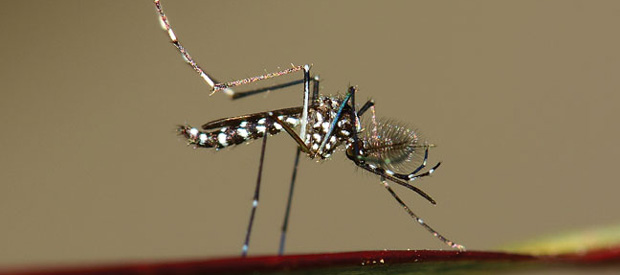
xmin=153 ymin=0 xmax=465 ymax=256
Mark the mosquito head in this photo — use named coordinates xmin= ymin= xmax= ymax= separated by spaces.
xmin=354 ymin=119 xmax=431 ymax=174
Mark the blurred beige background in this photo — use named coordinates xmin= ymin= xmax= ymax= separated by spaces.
xmin=1 ymin=0 xmax=619 ymax=268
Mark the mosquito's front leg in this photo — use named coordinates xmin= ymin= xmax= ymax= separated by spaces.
xmin=380 ymin=177 xmax=466 ymax=251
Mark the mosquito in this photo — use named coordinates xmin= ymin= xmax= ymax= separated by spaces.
xmin=153 ymin=0 xmax=465 ymax=257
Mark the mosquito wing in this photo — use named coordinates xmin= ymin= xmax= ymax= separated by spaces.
xmin=202 ymin=106 xmax=303 ymax=130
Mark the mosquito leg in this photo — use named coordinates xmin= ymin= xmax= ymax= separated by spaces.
xmin=349 ymin=98 xmax=375 ymax=162
xmin=357 ymin=100 xmax=375 ymax=117
xmin=241 ymin=122 xmax=270 ymax=257
xmin=269 ymin=114 xmax=312 ymax=154
xmin=278 ymin=147 xmax=301 ymax=256
xmin=348 ymin=155 xmax=437 ymax=205
xmin=392 ymin=161 xmax=442 ymax=182
xmin=349 ymin=100 xmax=460 ymax=249
xmin=380 ymin=176 xmax=466 ymax=251
xmin=349 ymin=86 xmax=362 ymax=160
xmin=209 ymin=65 xmax=313 ymax=146
xmin=311 ymin=75 xmax=320 ymax=104
xmin=410 ymin=147 xmax=430 ymax=176
xmin=354 ymin=100 xmax=441 ymax=183
xmin=278 ymin=69 xmax=321 ymax=255
xmin=345 ymin=88 xmax=380 ymax=161
xmin=154 ymin=1 xmax=310 ymax=99
xmin=153 ymin=0 xmax=231 ymax=95
xmin=276 ymin=70 xmax=321 ymax=255
xmin=219 ymin=68 xmax=319 ymax=102
xmin=315 ymin=86 xmax=355 ymax=157
xmin=214 ymin=65 xmax=305 ymax=92
xmin=297 ymin=65 xmax=312 ymax=141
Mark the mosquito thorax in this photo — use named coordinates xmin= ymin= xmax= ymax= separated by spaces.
xmin=303 ymin=95 xmax=355 ymax=159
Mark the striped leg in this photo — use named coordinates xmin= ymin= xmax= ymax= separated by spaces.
xmin=153 ymin=0 xmax=218 ymax=93
xmin=389 ymin=147 xmax=442 ymax=182
xmin=278 ymin=71 xmax=322 ymax=255
xmin=153 ymin=0 xmax=308 ymax=99
xmin=345 ymin=100 xmax=463 ymax=250
xmin=241 ymin=120 xmax=270 ymax=257
xmin=348 ymin=157 xmax=438 ymax=205
xmin=380 ymin=176 xmax=465 ymax=251
xmin=278 ymin=147 xmax=301 ymax=255
xmin=277 ymin=72 xmax=323 ymax=255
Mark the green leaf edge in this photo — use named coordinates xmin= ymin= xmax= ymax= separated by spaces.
xmin=501 ymin=223 xmax=620 ymax=255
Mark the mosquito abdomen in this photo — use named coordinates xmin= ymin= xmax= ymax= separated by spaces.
xmin=179 ymin=116 xmax=300 ymax=149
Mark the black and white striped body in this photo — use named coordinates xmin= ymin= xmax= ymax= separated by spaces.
xmin=180 ymin=95 xmax=357 ymax=157
xmin=180 ymin=114 xmax=301 ymax=149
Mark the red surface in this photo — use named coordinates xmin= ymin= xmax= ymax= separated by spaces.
xmin=3 ymin=247 xmax=619 ymax=275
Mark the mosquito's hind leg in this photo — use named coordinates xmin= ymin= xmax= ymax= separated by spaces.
xmin=214 ymin=65 xmax=304 ymax=92
xmin=222 ymin=69 xmax=320 ymax=102
xmin=154 ymin=1 xmax=316 ymax=100
xmin=153 ymin=0 xmax=219 ymax=92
